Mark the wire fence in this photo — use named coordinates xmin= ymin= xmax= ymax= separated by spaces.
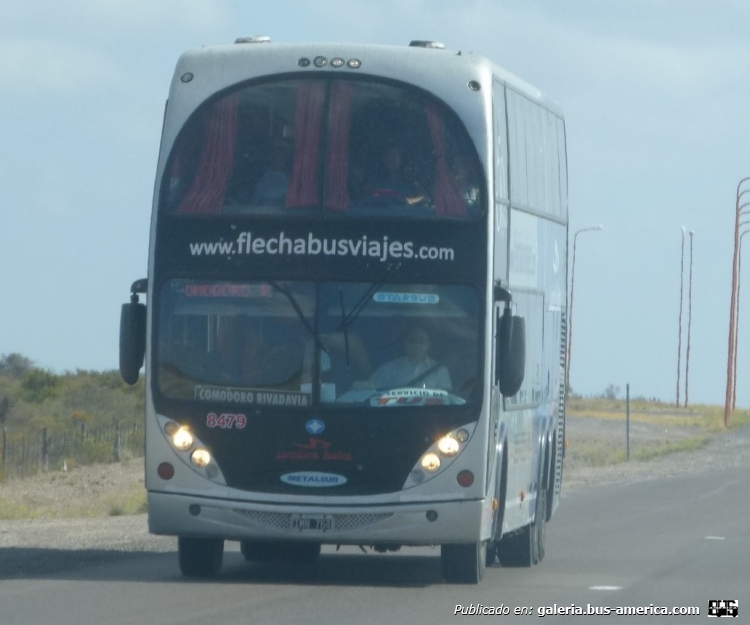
xmin=1 ymin=421 xmax=144 ymax=481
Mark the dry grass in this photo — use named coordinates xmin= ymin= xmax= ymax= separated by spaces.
xmin=568 ymin=397 xmax=750 ymax=431
xmin=0 ymin=458 xmax=146 ymax=520
xmin=565 ymin=398 xmax=746 ymax=468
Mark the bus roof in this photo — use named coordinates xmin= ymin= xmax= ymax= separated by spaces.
xmin=170 ymin=39 xmax=563 ymax=118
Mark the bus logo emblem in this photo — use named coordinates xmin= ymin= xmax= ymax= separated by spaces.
xmin=306 ymin=419 xmax=325 ymax=434
xmin=281 ymin=472 xmax=347 ymax=487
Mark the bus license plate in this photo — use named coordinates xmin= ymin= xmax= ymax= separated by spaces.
xmin=290 ymin=514 xmax=333 ymax=532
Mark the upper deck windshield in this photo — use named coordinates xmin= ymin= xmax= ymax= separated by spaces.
xmin=156 ymin=279 xmax=480 ymax=408
xmin=162 ymin=77 xmax=484 ymax=219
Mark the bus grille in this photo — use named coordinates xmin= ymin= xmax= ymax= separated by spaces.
xmin=233 ymin=510 xmax=393 ymax=532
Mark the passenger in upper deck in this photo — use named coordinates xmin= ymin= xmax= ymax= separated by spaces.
xmin=364 ymin=145 xmax=411 ymax=200
xmin=451 ymin=153 xmax=481 ymax=213
xmin=359 ymin=144 xmax=430 ymax=210
xmin=250 ymin=139 xmax=293 ymax=207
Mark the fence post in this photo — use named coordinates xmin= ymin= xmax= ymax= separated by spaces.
xmin=114 ymin=420 xmax=121 ymax=462
xmin=42 ymin=427 xmax=49 ymax=472
xmin=626 ymin=383 xmax=630 ymax=461
xmin=2 ymin=426 xmax=6 ymax=468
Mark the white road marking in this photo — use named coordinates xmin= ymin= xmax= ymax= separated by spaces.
xmin=589 ymin=586 xmax=622 ymax=590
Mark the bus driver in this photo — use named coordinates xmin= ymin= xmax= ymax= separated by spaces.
xmin=368 ymin=324 xmax=452 ymax=391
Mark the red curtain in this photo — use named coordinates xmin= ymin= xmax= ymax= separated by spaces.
xmin=325 ymin=82 xmax=354 ymax=212
xmin=177 ymin=95 xmax=239 ymax=214
xmin=286 ymin=81 xmax=326 ymax=207
xmin=426 ymin=102 xmax=465 ymax=217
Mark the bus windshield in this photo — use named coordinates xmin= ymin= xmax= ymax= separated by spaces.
xmin=162 ymin=77 xmax=483 ymax=219
xmin=156 ymin=280 xmax=480 ymax=408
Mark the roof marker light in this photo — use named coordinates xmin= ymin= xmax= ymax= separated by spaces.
xmin=313 ymin=56 xmax=327 ymax=67
xmin=347 ymin=59 xmax=361 ymax=69
xmin=235 ymin=36 xmax=271 ymax=44
xmin=331 ymin=58 xmax=345 ymax=68
xmin=409 ymin=40 xmax=445 ymax=49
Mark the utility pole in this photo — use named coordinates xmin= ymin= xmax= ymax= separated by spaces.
xmin=684 ymin=230 xmax=694 ymax=407
xmin=676 ymin=227 xmax=686 ymax=407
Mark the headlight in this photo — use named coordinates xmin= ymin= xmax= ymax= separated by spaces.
xmin=421 ymin=452 xmax=441 ymax=472
xmin=455 ymin=428 xmax=470 ymax=443
xmin=403 ymin=422 xmax=476 ymax=489
xmin=191 ymin=449 xmax=211 ymax=468
xmin=156 ymin=414 xmax=227 ymax=486
xmin=437 ymin=435 xmax=460 ymax=457
xmin=172 ymin=427 xmax=194 ymax=451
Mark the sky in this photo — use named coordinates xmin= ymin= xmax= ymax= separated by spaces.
xmin=1 ymin=0 xmax=749 ymax=406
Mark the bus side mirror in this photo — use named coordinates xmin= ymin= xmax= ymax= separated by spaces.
xmin=120 ymin=279 xmax=148 ymax=385
xmin=496 ymin=307 xmax=525 ymax=397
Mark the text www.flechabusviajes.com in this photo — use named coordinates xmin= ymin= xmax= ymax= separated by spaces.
xmin=189 ymin=232 xmax=455 ymax=263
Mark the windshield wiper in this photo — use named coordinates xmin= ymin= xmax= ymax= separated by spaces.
xmin=337 ymin=262 xmax=401 ymax=332
xmin=268 ymin=281 xmax=316 ymax=339
xmin=336 ymin=262 xmax=401 ymax=369
xmin=267 ymin=281 xmax=329 ymax=397
xmin=339 ymin=288 xmax=350 ymax=367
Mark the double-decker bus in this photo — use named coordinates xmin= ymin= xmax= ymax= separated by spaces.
xmin=120 ymin=37 xmax=568 ymax=584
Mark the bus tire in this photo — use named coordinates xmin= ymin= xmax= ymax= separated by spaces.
xmin=497 ymin=488 xmax=546 ymax=567
xmin=441 ymin=541 xmax=486 ymax=584
xmin=497 ymin=524 xmax=533 ymax=567
xmin=533 ymin=486 xmax=547 ymax=563
xmin=485 ymin=541 xmax=498 ymax=567
xmin=178 ymin=536 xmax=224 ymax=577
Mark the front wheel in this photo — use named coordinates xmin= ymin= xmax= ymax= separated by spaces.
xmin=178 ymin=536 xmax=224 ymax=577
xmin=441 ymin=541 xmax=486 ymax=584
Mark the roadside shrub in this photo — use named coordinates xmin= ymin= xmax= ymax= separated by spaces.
xmin=73 ymin=438 xmax=115 ymax=465
xmin=21 ymin=370 xmax=60 ymax=403
xmin=0 ymin=353 xmax=34 ymax=378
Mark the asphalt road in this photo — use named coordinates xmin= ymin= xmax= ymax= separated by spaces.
xmin=1 ymin=465 xmax=747 ymax=624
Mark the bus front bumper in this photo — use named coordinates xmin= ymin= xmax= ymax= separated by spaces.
xmin=147 ymin=490 xmax=488 ymax=545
